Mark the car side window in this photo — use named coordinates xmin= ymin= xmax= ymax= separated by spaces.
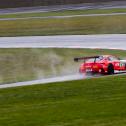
xmin=108 ymin=56 xmax=118 ymax=61
xmin=108 ymin=57 xmax=112 ymax=61
xmin=96 ymin=56 xmax=103 ymax=62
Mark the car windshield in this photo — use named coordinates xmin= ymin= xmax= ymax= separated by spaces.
xmin=108 ymin=56 xmax=119 ymax=61
xmin=96 ymin=56 xmax=103 ymax=61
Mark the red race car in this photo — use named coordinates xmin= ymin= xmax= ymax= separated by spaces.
xmin=74 ymin=55 xmax=126 ymax=75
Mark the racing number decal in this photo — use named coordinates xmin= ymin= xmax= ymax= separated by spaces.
xmin=120 ymin=63 xmax=125 ymax=67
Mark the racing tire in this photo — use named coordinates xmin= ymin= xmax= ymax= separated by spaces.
xmin=107 ymin=64 xmax=114 ymax=75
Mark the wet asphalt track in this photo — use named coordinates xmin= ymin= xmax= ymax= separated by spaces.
xmin=0 ymin=34 xmax=126 ymax=50
xmin=0 ymin=34 xmax=126 ymax=89
xmin=0 ymin=74 xmax=85 ymax=89
xmin=0 ymin=72 xmax=125 ymax=89
xmin=0 ymin=1 xmax=126 ymax=14
xmin=0 ymin=1 xmax=126 ymax=21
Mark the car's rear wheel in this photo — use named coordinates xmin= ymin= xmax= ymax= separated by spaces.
xmin=107 ymin=64 xmax=114 ymax=75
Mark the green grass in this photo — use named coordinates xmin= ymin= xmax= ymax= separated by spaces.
xmin=0 ymin=8 xmax=126 ymax=18
xmin=0 ymin=14 xmax=126 ymax=36
xmin=0 ymin=75 xmax=126 ymax=125
xmin=0 ymin=48 xmax=126 ymax=84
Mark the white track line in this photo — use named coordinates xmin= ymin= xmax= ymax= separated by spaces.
xmin=0 ymin=74 xmax=85 ymax=89
xmin=0 ymin=72 xmax=125 ymax=89
xmin=0 ymin=12 xmax=126 ymax=21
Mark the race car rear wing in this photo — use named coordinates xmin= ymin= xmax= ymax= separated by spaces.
xmin=74 ymin=56 xmax=100 ymax=62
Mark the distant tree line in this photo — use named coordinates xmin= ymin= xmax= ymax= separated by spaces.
xmin=0 ymin=0 xmax=122 ymax=8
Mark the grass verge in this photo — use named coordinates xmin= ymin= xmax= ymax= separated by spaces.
xmin=0 ymin=15 xmax=126 ymax=36
xmin=0 ymin=75 xmax=126 ymax=125
xmin=0 ymin=48 xmax=126 ymax=84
